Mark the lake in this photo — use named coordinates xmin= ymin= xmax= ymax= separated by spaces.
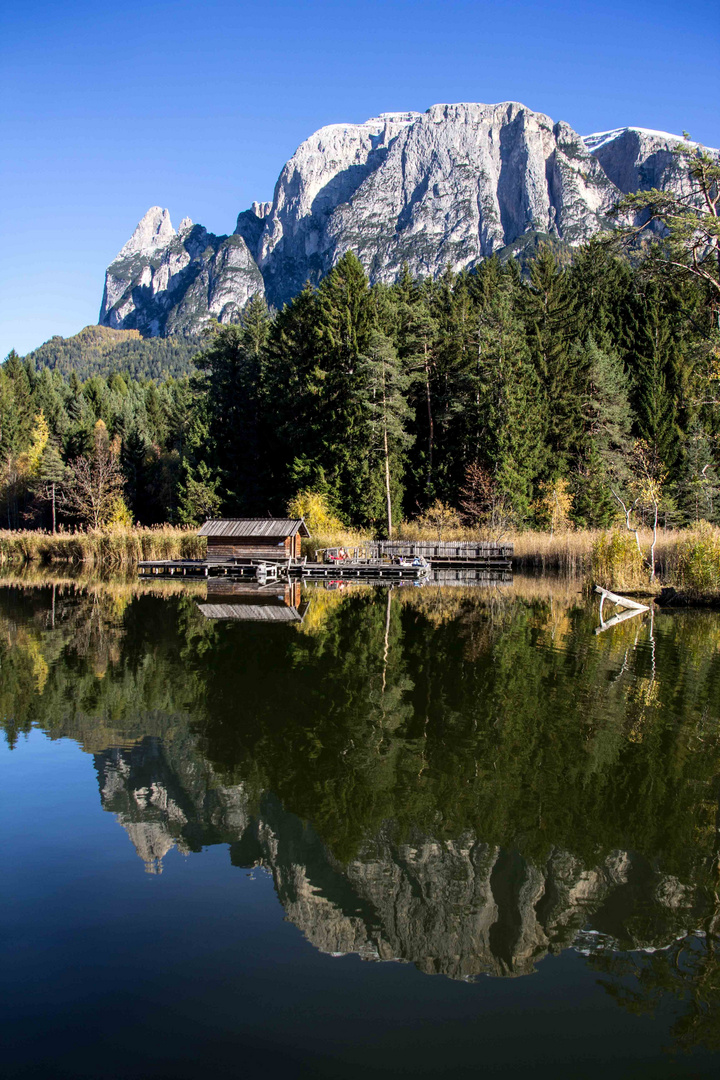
xmin=2 ymin=573 xmax=720 ymax=1078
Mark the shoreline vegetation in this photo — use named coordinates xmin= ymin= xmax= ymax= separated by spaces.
xmin=1 ymin=523 xmax=719 ymax=603
xmin=0 ymin=525 xmax=204 ymax=568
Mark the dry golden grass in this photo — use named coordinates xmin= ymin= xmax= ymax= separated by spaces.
xmin=513 ymin=526 xmax=720 ymax=585
xmin=0 ymin=564 xmax=207 ymax=600
xmin=0 ymin=526 xmax=205 ymax=567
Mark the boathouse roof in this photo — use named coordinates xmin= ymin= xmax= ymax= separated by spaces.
xmin=196 ymin=603 xmax=305 ymax=622
xmin=197 ymin=518 xmax=310 ymax=538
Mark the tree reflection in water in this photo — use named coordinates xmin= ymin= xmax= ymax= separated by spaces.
xmin=1 ymin=572 xmax=720 ymax=1049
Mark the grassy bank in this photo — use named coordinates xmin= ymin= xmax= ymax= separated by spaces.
xmin=0 ymin=526 xmax=205 ymax=568
xmin=3 ymin=523 xmax=720 ymax=597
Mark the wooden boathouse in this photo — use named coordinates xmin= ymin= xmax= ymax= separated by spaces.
xmin=197 ymin=518 xmax=310 ymax=562
xmin=196 ymin=581 xmax=307 ymax=622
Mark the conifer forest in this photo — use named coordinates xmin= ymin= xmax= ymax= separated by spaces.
xmin=3 ymin=238 xmax=719 ymax=536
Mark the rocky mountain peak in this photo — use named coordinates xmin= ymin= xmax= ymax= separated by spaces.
xmin=116 ymin=206 xmax=176 ymax=260
xmin=99 ymin=101 xmax=716 ymax=337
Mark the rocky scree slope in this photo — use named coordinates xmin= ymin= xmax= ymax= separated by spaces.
xmin=99 ymin=102 xmax=714 ymax=336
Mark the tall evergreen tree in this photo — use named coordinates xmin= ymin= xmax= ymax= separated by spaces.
xmin=631 ymin=290 xmax=681 ymax=475
xmin=358 ymin=330 xmax=411 ymax=534
xmin=524 ymin=246 xmax=580 ymax=473
xmin=573 ymin=338 xmax=634 ymax=526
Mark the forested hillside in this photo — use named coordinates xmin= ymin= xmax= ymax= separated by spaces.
xmin=26 ymin=325 xmax=200 ymax=381
xmin=2 ymin=201 xmax=719 ymax=535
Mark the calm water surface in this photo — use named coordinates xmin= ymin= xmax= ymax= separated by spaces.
xmin=2 ymin=573 xmax=720 ymax=1078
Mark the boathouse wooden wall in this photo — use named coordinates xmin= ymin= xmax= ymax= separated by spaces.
xmin=206 ymin=534 xmax=301 ymax=560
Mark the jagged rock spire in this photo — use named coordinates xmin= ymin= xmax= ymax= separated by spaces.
xmin=116 ymin=207 xmax=176 ymax=260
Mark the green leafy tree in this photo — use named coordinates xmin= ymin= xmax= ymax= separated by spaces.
xmin=176 ymin=461 xmax=222 ymax=526
xmin=613 ymin=138 xmax=720 ymax=305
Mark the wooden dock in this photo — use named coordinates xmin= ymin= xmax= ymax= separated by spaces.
xmin=138 ymin=557 xmax=429 ymax=582
xmin=138 ymin=540 xmax=512 ymax=581
xmin=290 ymin=560 xmax=430 ymax=581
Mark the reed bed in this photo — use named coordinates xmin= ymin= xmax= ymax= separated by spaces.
xmin=588 ymin=525 xmax=720 ymax=590
xmin=0 ymin=566 xmax=207 ymax=601
xmin=0 ymin=526 xmax=205 ymax=568
xmin=3 ymin=521 xmax=720 ymax=595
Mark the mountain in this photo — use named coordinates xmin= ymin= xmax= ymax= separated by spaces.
xmin=99 ymin=208 xmax=263 ymax=338
xmin=99 ymin=102 xmax=715 ymax=337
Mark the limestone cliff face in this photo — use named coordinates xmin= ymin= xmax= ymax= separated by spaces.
xmin=257 ymin=102 xmax=617 ymax=306
xmin=99 ymin=104 xmax=715 ymax=335
xmin=582 ymin=126 xmax=699 ymax=196
xmin=254 ymin=111 xmax=422 ymax=304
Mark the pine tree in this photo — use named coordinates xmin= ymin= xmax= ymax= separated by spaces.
xmin=2 ymin=351 xmax=33 ymax=450
xmin=36 ymin=442 xmax=66 ymax=534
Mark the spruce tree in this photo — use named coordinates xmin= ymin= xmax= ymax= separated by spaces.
xmin=473 ymin=281 xmax=545 ymax=522
xmin=632 ymin=291 xmax=681 ymax=475
xmin=392 ymin=273 xmax=439 ymax=505
xmin=524 ymin=246 xmax=581 ymax=473
xmin=676 ymin=426 xmax=720 ymax=524
xmin=192 ymin=300 xmax=271 ymax=514
xmin=574 ymin=338 xmax=634 ymax=526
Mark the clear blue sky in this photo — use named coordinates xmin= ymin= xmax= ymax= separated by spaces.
xmin=1 ymin=0 xmax=717 ymax=357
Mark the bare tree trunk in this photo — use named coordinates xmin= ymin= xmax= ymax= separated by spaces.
xmin=611 ymin=488 xmax=643 ymax=556
xmin=51 ymin=482 xmax=56 ymax=535
xmin=650 ymin=500 xmax=658 ymax=580
xmin=384 ymin=424 xmax=392 ymax=538
xmin=382 ymin=362 xmax=393 ymax=538
xmin=424 ymin=342 xmax=434 ymax=490
xmin=382 ymin=589 xmax=392 ymax=695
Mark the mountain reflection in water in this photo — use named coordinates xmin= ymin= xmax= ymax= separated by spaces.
xmin=2 ymin=573 xmax=720 ymax=1059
